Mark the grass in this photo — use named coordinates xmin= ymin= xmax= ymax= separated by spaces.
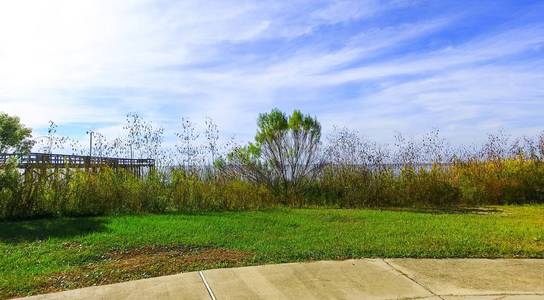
xmin=1 ymin=205 xmax=543 ymax=298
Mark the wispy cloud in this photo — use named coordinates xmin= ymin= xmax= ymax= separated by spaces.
xmin=0 ymin=0 xmax=542 ymax=144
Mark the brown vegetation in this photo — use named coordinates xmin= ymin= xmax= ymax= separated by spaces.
xmin=39 ymin=245 xmax=250 ymax=295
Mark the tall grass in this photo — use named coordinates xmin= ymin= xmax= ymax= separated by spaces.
xmin=1 ymin=157 xmax=543 ymax=219
xmin=0 ymin=162 xmax=277 ymax=219
xmin=314 ymin=160 xmax=544 ymax=208
xmin=1 ymin=115 xmax=543 ymax=219
xmin=311 ymin=129 xmax=544 ymax=208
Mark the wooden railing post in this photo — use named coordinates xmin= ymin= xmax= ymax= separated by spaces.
xmin=0 ymin=152 xmax=156 ymax=176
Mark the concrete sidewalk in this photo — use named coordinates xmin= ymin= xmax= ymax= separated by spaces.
xmin=20 ymin=259 xmax=544 ymax=300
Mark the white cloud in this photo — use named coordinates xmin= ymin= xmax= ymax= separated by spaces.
xmin=0 ymin=0 xmax=542 ymax=146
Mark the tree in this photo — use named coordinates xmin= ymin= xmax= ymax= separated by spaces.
xmin=204 ymin=117 xmax=219 ymax=165
xmin=0 ymin=112 xmax=34 ymax=154
xmin=123 ymin=113 xmax=164 ymax=160
xmin=175 ymin=117 xmax=201 ymax=170
xmin=36 ymin=121 xmax=68 ymax=154
xmin=229 ymin=109 xmax=322 ymax=199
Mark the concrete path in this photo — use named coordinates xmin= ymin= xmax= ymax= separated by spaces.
xmin=19 ymin=259 xmax=544 ymax=300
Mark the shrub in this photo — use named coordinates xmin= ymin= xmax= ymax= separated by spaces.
xmin=1 ymin=109 xmax=543 ymax=220
xmin=452 ymin=158 xmax=544 ymax=205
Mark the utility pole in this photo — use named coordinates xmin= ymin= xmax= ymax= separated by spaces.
xmin=86 ymin=130 xmax=94 ymax=158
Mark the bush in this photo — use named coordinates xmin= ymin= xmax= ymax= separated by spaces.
xmin=169 ymin=168 xmax=274 ymax=211
xmin=1 ymin=155 xmax=543 ymax=220
xmin=395 ymin=166 xmax=459 ymax=207
xmin=0 ymin=158 xmax=20 ymax=219
xmin=452 ymin=158 xmax=544 ymax=205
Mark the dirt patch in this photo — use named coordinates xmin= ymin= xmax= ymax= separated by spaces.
xmin=381 ymin=206 xmax=502 ymax=215
xmin=39 ymin=245 xmax=250 ymax=294
xmin=62 ymin=241 xmax=84 ymax=249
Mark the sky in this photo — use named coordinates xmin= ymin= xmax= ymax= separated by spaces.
xmin=0 ymin=0 xmax=543 ymax=146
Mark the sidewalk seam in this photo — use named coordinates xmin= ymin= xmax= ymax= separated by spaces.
xmin=199 ymin=271 xmax=217 ymax=300
xmin=441 ymin=292 xmax=544 ymax=297
xmin=382 ymin=259 xmax=445 ymax=300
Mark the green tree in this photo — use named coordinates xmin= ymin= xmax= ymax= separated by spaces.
xmin=0 ymin=112 xmax=34 ymax=154
xmin=229 ymin=109 xmax=322 ymax=200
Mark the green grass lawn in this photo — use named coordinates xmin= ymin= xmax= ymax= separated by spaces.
xmin=1 ymin=205 xmax=543 ymax=298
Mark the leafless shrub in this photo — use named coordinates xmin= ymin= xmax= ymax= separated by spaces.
xmin=123 ymin=113 xmax=164 ymax=161
xmin=393 ymin=132 xmax=422 ymax=167
xmin=480 ymin=130 xmax=510 ymax=161
xmin=204 ymin=117 xmax=220 ymax=165
xmin=325 ymin=127 xmax=389 ymax=169
xmin=34 ymin=121 xmax=69 ymax=154
xmin=175 ymin=117 xmax=202 ymax=170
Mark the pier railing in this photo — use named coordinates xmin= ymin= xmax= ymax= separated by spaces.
xmin=0 ymin=152 xmax=155 ymax=170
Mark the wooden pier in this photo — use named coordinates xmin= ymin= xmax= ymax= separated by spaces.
xmin=0 ymin=152 xmax=155 ymax=175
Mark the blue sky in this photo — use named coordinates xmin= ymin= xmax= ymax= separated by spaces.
xmin=0 ymin=0 xmax=543 ymax=145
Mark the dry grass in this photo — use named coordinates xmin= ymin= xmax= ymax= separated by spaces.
xmin=39 ymin=245 xmax=250 ymax=296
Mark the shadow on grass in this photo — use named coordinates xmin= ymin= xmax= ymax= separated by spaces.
xmin=0 ymin=217 xmax=109 ymax=244
xmin=160 ymin=207 xmax=284 ymax=216
xmin=379 ymin=206 xmax=502 ymax=215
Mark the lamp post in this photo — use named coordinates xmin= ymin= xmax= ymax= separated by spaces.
xmin=86 ymin=130 xmax=94 ymax=158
